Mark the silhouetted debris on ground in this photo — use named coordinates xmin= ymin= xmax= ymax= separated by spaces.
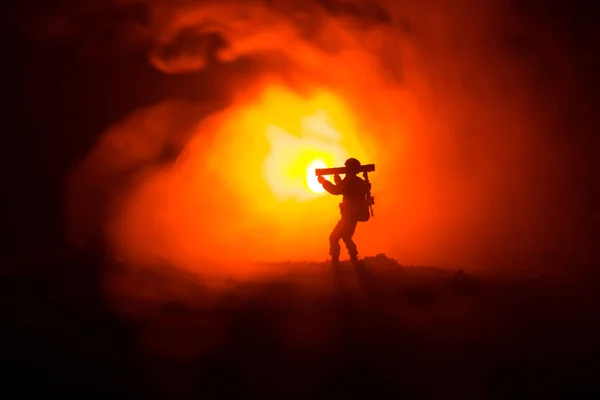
xmin=1 ymin=254 xmax=599 ymax=398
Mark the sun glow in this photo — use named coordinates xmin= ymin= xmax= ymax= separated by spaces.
xmin=262 ymin=123 xmax=346 ymax=202
xmin=256 ymin=87 xmax=364 ymax=203
xmin=100 ymin=83 xmax=375 ymax=269
xmin=306 ymin=160 xmax=328 ymax=193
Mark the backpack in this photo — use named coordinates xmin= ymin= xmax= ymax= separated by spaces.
xmin=340 ymin=175 xmax=375 ymax=222
xmin=357 ymin=193 xmax=374 ymax=222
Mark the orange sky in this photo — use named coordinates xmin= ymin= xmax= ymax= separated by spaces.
xmin=64 ymin=0 xmax=581 ymax=278
xmin=104 ymin=80 xmax=383 ymax=274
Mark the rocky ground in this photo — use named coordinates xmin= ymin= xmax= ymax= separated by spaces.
xmin=1 ymin=254 xmax=599 ymax=398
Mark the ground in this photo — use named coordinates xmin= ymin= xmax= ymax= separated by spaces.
xmin=1 ymin=254 xmax=599 ymax=398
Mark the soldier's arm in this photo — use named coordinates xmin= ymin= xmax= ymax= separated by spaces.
xmin=321 ymin=180 xmax=345 ymax=195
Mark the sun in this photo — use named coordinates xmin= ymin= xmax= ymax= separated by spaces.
xmin=247 ymin=85 xmax=367 ymax=203
xmin=262 ymin=119 xmax=348 ymax=202
xmin=306 ymin=160 xmax=328 ymax=193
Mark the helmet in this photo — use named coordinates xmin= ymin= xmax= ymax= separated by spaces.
xmin=344 ymin=157 xmax=362 ymax=174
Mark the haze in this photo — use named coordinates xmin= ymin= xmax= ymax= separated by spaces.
xmin=55 ymin=0 xmax=586 ymax=277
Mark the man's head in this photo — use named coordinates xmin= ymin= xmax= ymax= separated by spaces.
xmin=344 ymin=158 xmax=362 ymax=175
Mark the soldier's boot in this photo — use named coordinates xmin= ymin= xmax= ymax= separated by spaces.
xmin=344 ymin=238 xmax=359 ymax=265
xmin=330 ymin=239 xmax=341 ymax=266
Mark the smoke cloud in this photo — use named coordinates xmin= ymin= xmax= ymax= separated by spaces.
xmin=61 ymin=0 xmax=583 ymax=277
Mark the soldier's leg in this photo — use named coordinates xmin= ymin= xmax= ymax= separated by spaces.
xmin=340 ymin=219 xmax=359 ymax=260
xmin=329 ymin=220 xmax=344 ymax=262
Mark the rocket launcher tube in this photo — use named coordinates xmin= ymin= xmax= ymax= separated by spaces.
xmin=315 ymin=164 xmax=375 ymax=176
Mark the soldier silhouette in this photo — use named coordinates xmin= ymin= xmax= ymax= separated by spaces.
xmin=318 ymin=157 xmax=372 ymax=264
